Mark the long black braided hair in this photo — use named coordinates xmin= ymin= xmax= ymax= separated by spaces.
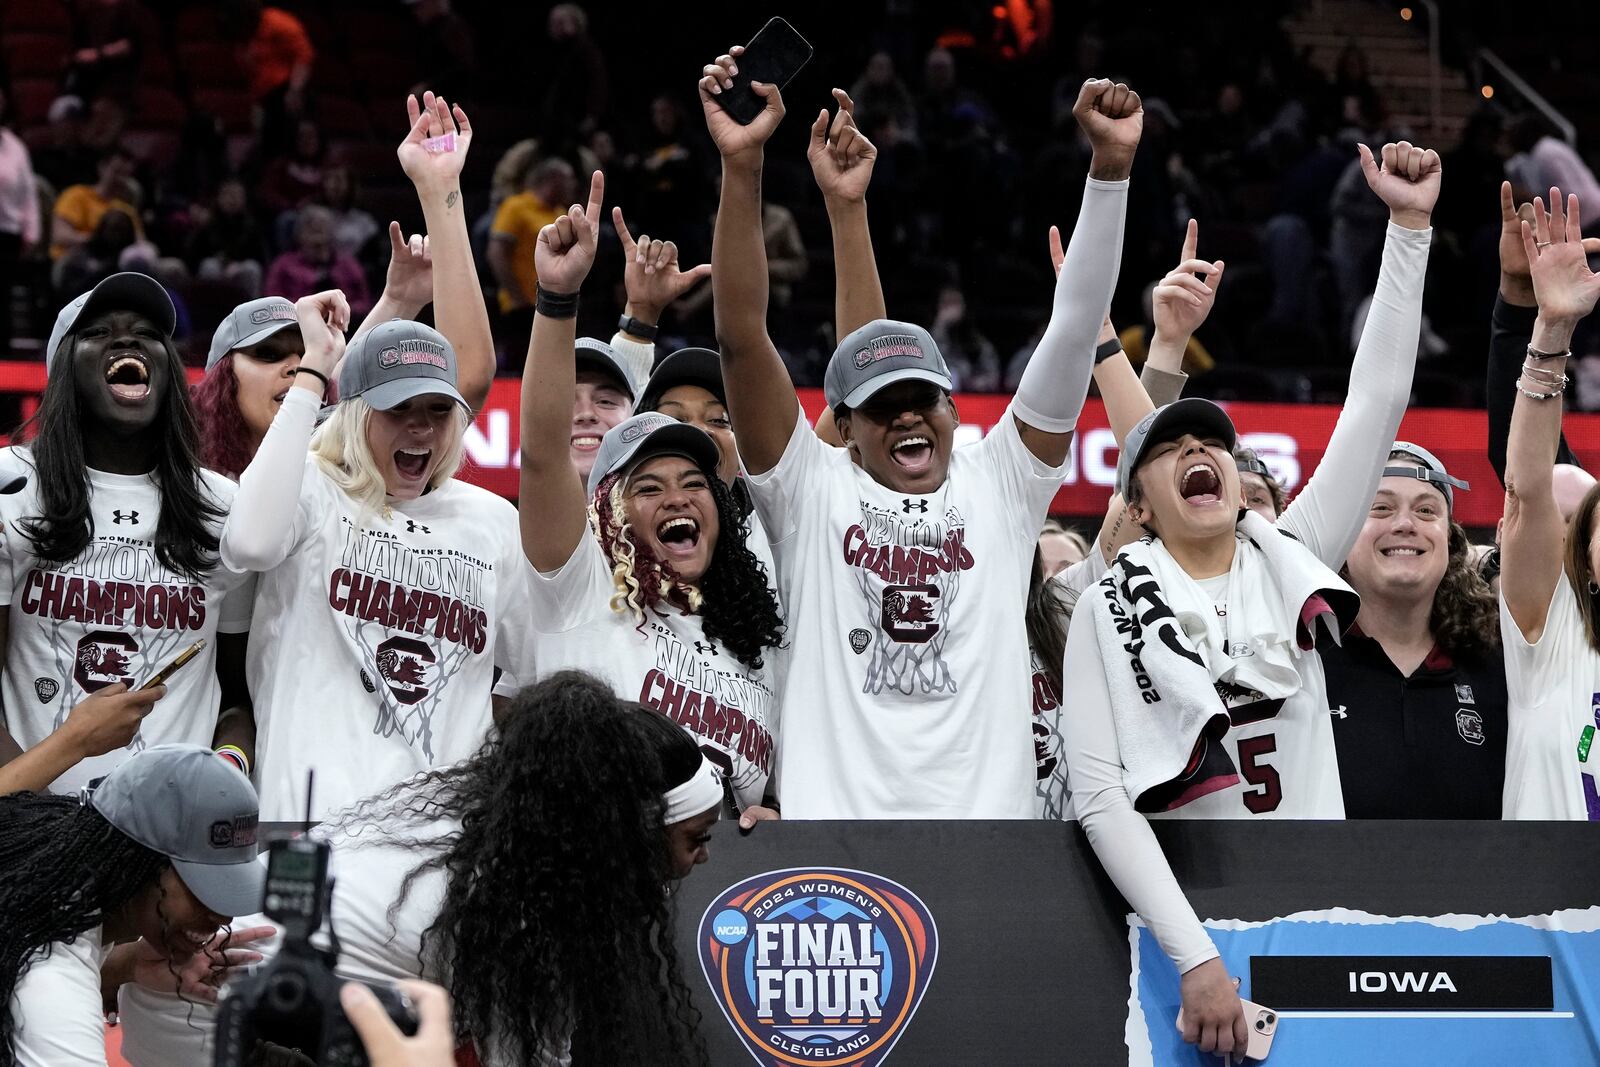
xmin=0 ymin=794 xmax=169 ymax=1066
xmin=325 ymin=671 xmax=708 ymax=1066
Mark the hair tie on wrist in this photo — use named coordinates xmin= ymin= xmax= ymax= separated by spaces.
xmin=214 ymin=745 xmax=250 ymax=776
xmin=294 ymin=366 xmax=331 ymax=389
xmin=1093 ymin=337 xmax=1124 ymax=365
xmin=536 ymin=286 xmax=580 ymax=320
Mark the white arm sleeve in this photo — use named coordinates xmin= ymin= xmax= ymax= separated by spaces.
xmin=1012 ymin=177 xmax=1129 ymax=434
xmin=220 ymin=388 xmax=318 ymax=573
xmin=610 ymin=331 xmax=656 ymax=392
xmin=1277 ymin=223 xmax=1431 ymax=565
xmin=1062 ymin=606 xmax=1220 ymax=973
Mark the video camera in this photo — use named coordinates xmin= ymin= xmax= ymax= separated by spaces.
xmin=213 ymin=835 xmax=418 ymax=1066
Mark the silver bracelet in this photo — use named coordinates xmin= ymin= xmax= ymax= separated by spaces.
xmin=1517 ymin=384 xmax=1564 ymax=401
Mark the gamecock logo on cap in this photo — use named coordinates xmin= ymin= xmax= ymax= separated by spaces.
xmin=698 ymin=867 xmax=938 ymax=1067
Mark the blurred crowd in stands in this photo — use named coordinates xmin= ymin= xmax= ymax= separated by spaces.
xmin=2 ymin=0 xmax=1599 ymax=407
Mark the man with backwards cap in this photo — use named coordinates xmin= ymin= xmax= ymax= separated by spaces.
xmin=1323 ymin=442 xmax=1507 ymax=818
xmin=699 ymin=55 xmax=1143 ymax=819
xmin=0 ymin=273 xmax=256 ymax=796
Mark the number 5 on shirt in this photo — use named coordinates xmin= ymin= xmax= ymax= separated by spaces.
xmin=1237 ymin=734 xmax=1283 ymax=814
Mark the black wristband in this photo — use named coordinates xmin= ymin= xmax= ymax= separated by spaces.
xmin=618 ymin=313 xmax=659 ymax=341
xmin=536 ymin=286 xmax=580 ymax=320
xmin=1094 ymin=337 xmax=1124 ymax=364
xmin=294 ymin=366 xmax=330 ymax=389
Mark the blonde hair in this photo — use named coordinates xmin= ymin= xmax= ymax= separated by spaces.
xmin=310 ymin=396 xmax=470 ymax=520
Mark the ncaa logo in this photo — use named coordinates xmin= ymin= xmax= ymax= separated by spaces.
xmin=698 ymin=867 xmax=938 ymax=1067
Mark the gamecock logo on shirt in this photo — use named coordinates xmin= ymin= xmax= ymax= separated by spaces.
xmin=74 ymin=630 xmax=138 ymax=693
xmin=374 ymin=635 xmax=435 ymax=705
xmin=698 ymin=867 xmax=939 ymax=1067
xmin=880 ymin=584 xmax=940 ymax=643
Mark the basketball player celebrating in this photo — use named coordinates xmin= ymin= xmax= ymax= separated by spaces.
xmin=1061 ymin=140 xmax=1441 ymax=1054
xmin=0 ymin=274 xmax=255 ymax=796
xmin=519 ymin=170 xmax=784 ymax=820
xmin=220 ymin=292 xmax=537 ymax=824
xmin=699 ymin=48 xmax=1138 ymax=818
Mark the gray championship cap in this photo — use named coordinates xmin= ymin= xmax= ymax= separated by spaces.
xmin=1387 ymin=440 xmax=1469 ymax=510
xmin=637 ymin=347 xmax=724 ymax=413
xmin=45 ymin=272 xmax=176 ymax=372
xmin=587 ymin=411 xmax=722 ymax=496
xmin=575 ymin=336 xmax=641 ymax=400
xmin=207 ymin=296 xmax=300 ymax=369
xmin=338 ymin=320 xmax=468 ymax=412
xmin=91 ymin=743 xmax=265 ymax=917
xmin=824 ymin=319 xmax=952 ymax=410
xmin=1115 ymin=398 xmax=1238 ymax=498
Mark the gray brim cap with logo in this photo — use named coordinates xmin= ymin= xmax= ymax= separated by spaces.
xmin=587 ymin=411 xmax=722 ymax=496
xmin=45 ymin=272 xmax=176 ymax=372
xmin=91 ymin=743 xmax=265 ymax=917
xmin=1387 ymin=440 xmax=1469 ymax=510
xmin=207 ymin=296 xmax=301 ymax=369
xmin=338 ymin=320 xmax=469 ymax=412
xmin=1115 ymin=397 xmax=1238 ymax=498
xmin=575 ymin=336 xmax=641 ymax=400
xmin=824 ymin=319 xmax=953 ymax=410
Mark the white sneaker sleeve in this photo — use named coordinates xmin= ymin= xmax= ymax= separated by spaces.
xmin=1062 ymin=602 xmax=1220 ymax=973
xmin=1011 ymin=177 xmax=1129 ymax=434
xmin=1277 ymin=222 xmax=1431 ymax=566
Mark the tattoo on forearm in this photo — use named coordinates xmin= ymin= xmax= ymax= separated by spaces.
xmin=445 ymin=190 xmax=459 ymax=210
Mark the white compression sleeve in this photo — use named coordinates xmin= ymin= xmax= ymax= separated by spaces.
xmin=1277 ymin=222 xmax=1431 ymax=566
xmin=1062 ymin=604 xmax=1220 ymax=973
xmin=220 ymin=388 xmax=318 ymax=573
xmin=1012 ymin=177 xmax=1130 ymax=434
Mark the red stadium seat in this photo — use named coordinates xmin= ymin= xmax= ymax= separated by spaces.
xmin=177 ymin=41 xmax=249 ymax=91
xmin=193 ymin=88 xmax=255 ymax=134
xmin=132 ymin=86 xmax=187 ymax=131
xmin=7 ymin=78 xmax=58 ymax=127
xmin=1 ymin=31 xmax=69 ymax=79
xmin=317 ymin=95 xmax=370 ymax=139
xmin=1 ymin=0 xmax=70 ymax=35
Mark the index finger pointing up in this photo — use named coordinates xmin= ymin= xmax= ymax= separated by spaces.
xmin=584 ymin=169 xmax=605 ymax=222
xmin=611 ymin=206 xmax=636 ymax=253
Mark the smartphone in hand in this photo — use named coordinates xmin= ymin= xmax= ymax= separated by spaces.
xmin=712 ymin=17 xmax=813 ymax=125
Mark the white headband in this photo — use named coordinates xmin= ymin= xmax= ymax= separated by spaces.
xmin=663 ymin=755 xmax=722 ymax=824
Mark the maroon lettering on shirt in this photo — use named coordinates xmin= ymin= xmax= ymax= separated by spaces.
xmin=19 ymin=570 xmax=206 ymax=630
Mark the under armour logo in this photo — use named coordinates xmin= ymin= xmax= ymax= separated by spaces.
xmin=901 ymin=498 xmax=928 ymax=513
xmin=694 ymin=641 xmax=718 ymax=656
xmin=1331 ymin=704 xmax=1348 ymax=719
xmin=112 ymin=510 xmax=138 ymax=525
xmin=405 ymin=520 xmax=431 ymax=534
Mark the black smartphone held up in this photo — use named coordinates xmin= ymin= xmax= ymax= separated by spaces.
xmin=712 ymin=17 xmax=813 ymax=126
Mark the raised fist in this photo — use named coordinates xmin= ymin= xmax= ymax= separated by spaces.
xmin=1357 ymin=141 xmax=1442 ymax=230
xmin=1072 ymin=79 xmax=1143 ymax=180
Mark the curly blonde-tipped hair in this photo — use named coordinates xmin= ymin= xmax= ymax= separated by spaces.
xmin=591 ymin=474 xmax=703 ymax=623
xmin=311 ymin=396 xmax=470 ymax=520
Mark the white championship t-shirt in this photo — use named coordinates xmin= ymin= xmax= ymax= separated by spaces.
xmin=9 ymin=928 xmax=107 ymax=1067
xmin=1500 ymin=579 xmax=1600 ymax=820
xmin=0 ymin=461 xmax=253 ymax=793
xmin=747 ymin=404 xmax=1064 ymax=819
xmin=225 ymin=458 xmax=537 ymax=822
xmin=528 ymin=532 xmax=777 ymax=810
